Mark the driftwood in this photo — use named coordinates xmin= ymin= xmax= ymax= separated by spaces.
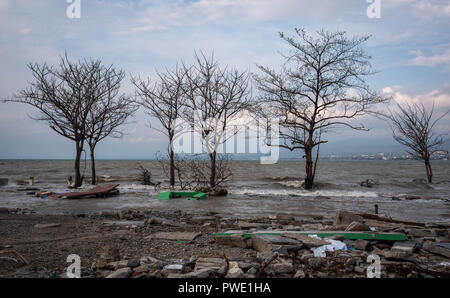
xmin=0 ymin=249 xmax=29 ymax=265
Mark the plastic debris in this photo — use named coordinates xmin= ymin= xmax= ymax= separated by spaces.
xmin=309 ymin=234 xmax=347 ymax=258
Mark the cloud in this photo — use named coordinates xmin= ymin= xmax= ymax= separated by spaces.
xmin=411 ymin=0 xmax=450 ymax=18
xmin=383 ymin=84 xmax=450 ymax=109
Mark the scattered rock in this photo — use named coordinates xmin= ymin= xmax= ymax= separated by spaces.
xmin=96 ymin=246 xmax=121 ymax=270
xmin=294 ymin=269 xmax=306 ymax=278
xmin=161 ymin=264 xmax=184 ymax=276
xmin=225 ymin=262 xmax=245 ymax=278
xmin=282 ymin=233 xmax=328 ymax=248
xmin=194 ymin=257 xmax=227 ymax=276
xmin=264 ymin=259 xmax=294 ymax=274
xmin=252 ymin=234 xmax=301 ymax=252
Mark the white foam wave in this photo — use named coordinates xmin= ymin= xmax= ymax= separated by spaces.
xmin=229 ymin=188 xmax=379 ymax=198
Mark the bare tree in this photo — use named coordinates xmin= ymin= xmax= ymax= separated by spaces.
xmin=85 ymin=70 xmax=137 ymax=185
xmin=388 ymin=102 xmax=449 ymax=183
xmin=253 ymin=28 xmax=389 ymax=189
xmin=132 ymin=65 xmax=187 ymax=188
xmin=5 ymin=54 xmax=104 ymax=188
xmin=183 ymin=52 xmax=251 ymax=189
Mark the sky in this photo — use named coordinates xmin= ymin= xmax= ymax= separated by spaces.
xmin=0 ymin=0 xmax=449 ymax=159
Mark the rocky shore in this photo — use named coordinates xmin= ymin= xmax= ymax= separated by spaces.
xmin=0 ymin=207 xmax=449 ymax=278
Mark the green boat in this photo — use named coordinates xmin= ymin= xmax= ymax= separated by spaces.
xmin=157 ymin=191 xmax=207 ymax=200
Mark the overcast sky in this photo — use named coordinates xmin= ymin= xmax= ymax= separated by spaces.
xmin=0 ymin=0 xmax=449 ymax=159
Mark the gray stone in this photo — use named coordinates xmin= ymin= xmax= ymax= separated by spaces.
xmin=246 ymin=267 xmax=258 ymax=275
xmin=252 ymin=234 xmax=301 ymax=252
xmin=226 ymin=262 xmax=245 ymax=278
xmin=0 ymin=178 xmax=8 ymax=186
xmin=106 ymin=267 xmax=131 ymax=278
xmin=96 ymin=246 xmax=121 ymax=270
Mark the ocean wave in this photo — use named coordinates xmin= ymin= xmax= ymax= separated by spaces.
xmin=229 ymin=188 xmax=379 ymax=198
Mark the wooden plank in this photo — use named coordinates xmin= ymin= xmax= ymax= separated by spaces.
xmin=52 ymin=184 xmax=120 ymax=199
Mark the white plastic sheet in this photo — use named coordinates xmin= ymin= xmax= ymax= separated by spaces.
xmin=309 ymin=234 xmax=347 ymax=258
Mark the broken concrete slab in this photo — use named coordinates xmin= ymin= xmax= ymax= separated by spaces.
xmin=423 ymin=241 xmax=450 ymax=258
xmin=345 ymin=221 xmax=371 ymax=231
xmin=252 ymin=234 xmax=301 ymax=252
xmin=147 ymin=232 xmax=201 ymax=241
xmin=33 ymin=223 xmax=61 ymax=229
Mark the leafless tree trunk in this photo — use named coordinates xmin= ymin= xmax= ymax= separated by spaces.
xmin=5 ymin=54 xmax=105 ymax=188
xmin=388 ymin=102 xmax=449 ymax=183
xmin=253 ymin=28 xmax=389 ymax=189
xmin=132 ymin=65 xmax=187 ymax=188
xmin=85 ymin=67 xmax=137 ymax=185
xmin=182 ymin=52 xmax=251 ymax=189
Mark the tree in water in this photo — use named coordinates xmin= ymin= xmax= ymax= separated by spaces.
xmin=388 ymin=102 xmax=449 ymax=183
xmin=253 ymin=28 xmax=389 ymax=189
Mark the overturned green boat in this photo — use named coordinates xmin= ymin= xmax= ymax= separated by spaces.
xmin=157 ymin=191 xmax=207 ymax=200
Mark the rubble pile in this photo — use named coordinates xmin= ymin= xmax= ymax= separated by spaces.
xmin=87 ymin=209 xmax=450 ymax=278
